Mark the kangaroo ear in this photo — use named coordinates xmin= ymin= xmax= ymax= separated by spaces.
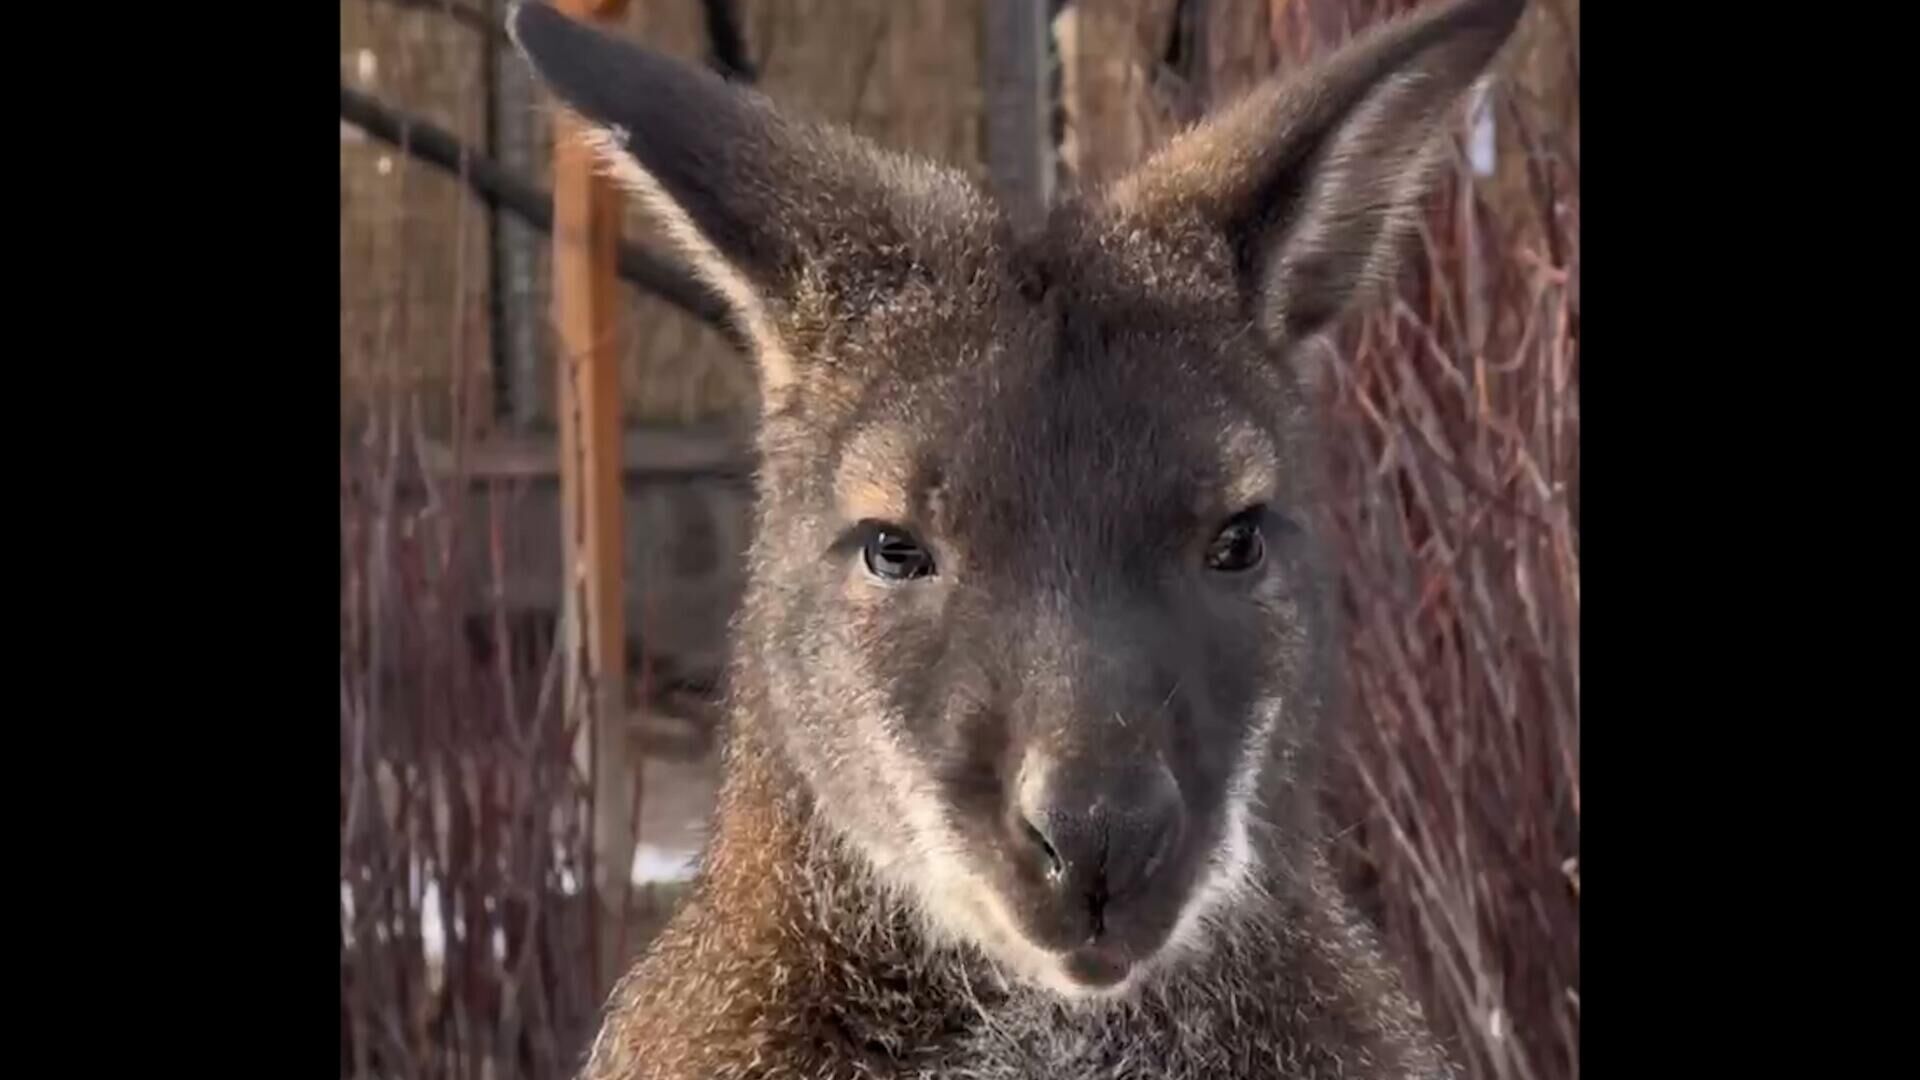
xmin=1100 ymin=0 xmax=1523 ymax=350
xmin=507 ymin=1 xmax=986 ymax=396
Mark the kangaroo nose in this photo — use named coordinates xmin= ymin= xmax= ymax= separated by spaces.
xmin=1014 ymin=758 xmax=1184 ymax=932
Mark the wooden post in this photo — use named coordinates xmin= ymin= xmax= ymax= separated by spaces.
xmin=550 ymin=0 xmax=635 ymax=995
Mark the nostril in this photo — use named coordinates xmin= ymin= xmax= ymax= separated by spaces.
xmin=1021 ymin=816 xmax=1065 ymax=880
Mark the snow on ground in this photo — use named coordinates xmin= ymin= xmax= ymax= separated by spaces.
xmin=633 ymin=842 xmax=699 ymax=885
xmin=343 ymin=839 xmax=702 ymax=984
xmin=342 ymin=748 xmax=717 ymax=976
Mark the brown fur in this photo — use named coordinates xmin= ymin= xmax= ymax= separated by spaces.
xmin=583 ymin=721 xmax=1454 ymax=1079
xmin=506 ymin=1 xmax=1526 ymax=1076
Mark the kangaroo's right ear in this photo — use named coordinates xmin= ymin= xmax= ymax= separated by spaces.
xmin=508 ymin=1 xmax=987 ymax=397
xmin=1097 ymin=0 xmax=1523 ymax=361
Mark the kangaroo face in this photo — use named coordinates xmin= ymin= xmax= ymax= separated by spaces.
xmin=509 ymin=0 xmax=1521 ymax=999
xmin=746 ymin=226 xmax=1328 ymax=995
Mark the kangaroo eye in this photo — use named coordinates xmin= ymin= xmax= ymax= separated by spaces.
xmin=1205 ymin=507 xmax=1267 ymax=574
xmin=863 ymin=525 xmax=936 ymax=582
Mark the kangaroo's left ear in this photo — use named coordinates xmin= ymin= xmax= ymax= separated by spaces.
xmin=1098 ymin=0 xmax=1524 ymax=348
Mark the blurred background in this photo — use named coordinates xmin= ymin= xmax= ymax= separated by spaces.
xmin=338 ymin=1 xmax=1578 ymax=1077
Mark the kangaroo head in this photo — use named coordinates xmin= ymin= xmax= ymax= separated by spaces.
xmin=511 ymin=0 xmax=1521 ymax=1000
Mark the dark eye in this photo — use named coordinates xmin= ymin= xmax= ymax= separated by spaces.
xmin=1205 ymin=508 xmax=1267 ymax=574
xmin=863 ymin=525 xmax=937 ymax=582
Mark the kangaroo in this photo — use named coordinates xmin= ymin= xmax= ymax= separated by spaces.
xmin=508 ymin=1 xmax=1524 ymax=1076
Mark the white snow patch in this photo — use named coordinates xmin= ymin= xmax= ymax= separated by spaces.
xmin=632 ymin=842 xmax=699 ymax=885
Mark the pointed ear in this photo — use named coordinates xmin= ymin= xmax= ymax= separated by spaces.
xmin=1099 ymin=0 xmax=1524 ymax=348
xmin=507 ymin=1 xmax=986 ymax=396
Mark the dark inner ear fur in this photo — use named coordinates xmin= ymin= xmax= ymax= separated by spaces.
xmin=507 ymin=0 xmax=998 ymax=397
xmin=1100 ymin=0 xmax=1524 ymax=348
xmin=509 ymin=0 xmax=807 ymax=277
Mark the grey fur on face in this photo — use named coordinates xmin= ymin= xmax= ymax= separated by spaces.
xmin=509 ymin=0 xmax=1525 ymax=1075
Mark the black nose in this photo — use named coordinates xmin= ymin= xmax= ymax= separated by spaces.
xmin=1015 ymin=759 xmax=1184 ymax=933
